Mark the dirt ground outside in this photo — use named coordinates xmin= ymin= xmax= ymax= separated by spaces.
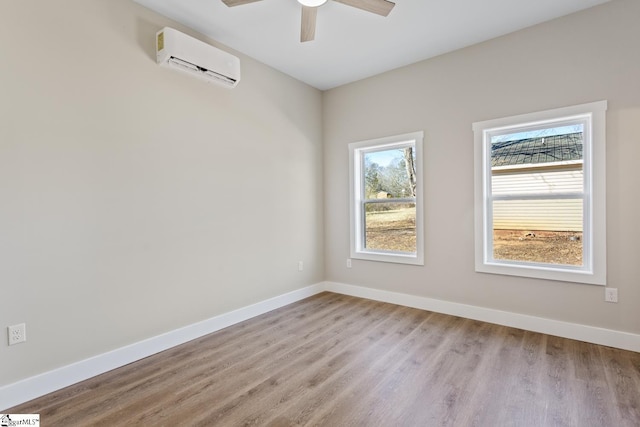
xmin=493 ymin=229 xmax=583 ymax=266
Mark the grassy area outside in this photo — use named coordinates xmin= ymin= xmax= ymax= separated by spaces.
xmin=365 ymin=206 xmax=416 ymax=252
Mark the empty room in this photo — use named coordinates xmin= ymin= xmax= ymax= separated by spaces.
xmin=1 ymin=0 xmax=639 ymax=425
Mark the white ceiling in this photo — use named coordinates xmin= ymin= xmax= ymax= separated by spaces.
xmin=133 ymin=0 xmax=610 ymax=90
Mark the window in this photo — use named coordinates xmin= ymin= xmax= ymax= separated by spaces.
xmin=349 ymin=131 xmax=424 ymax=265
xmin=473 ymin=101 xmax=607 ymax=285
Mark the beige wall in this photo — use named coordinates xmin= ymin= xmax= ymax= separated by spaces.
xmin=0 ymin=1 xmax=323 ymax=386
xmin=324 ymin=0 xmax=640 ymax=333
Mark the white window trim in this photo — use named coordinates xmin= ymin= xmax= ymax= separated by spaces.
xmin=473 ymin=101 xmax=607 ymax=285
xmin=349 ymin=131 xmax=424 ymax=265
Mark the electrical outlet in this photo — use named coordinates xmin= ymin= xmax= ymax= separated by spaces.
xmin=605 ymin=288 xmax=618 ymax=303
xmin=298 ymin=261 xmax=303 ymax=272
xmin=346 ymin=258 xmax=352 ymax=268
xmin=8 ymin=323 xmax=26 ymax=345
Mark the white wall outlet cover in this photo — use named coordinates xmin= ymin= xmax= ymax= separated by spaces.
xmin=605 ymin=288 xmax=618 ymax=303
xmin=8 ymin=323 xmax=27 ymax=345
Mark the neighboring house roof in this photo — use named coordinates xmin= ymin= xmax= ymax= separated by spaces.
xmin=492 ymin=132 xmax=583 ymax=167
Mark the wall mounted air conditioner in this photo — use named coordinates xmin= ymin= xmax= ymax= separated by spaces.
xmin=156 ymin=27 xmax=240 ymax=88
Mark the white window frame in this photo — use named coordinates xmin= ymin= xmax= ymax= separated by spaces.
xmin=349 ymin=131 xmax=424 ymax=265
xmin=473 ymin=101 xmax=607 ymax=285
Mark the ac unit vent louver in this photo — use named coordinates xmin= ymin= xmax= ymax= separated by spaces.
xmin=156 ymin=27 xmax=240 ymax=89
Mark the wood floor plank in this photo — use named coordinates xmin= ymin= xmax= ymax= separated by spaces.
xmin=310 ymin=314 xmax=470 ymax=426
xmin=599 ymin=345 xmax=640 ymax=425
xmin=570 ymin=340 xmax=616 ymax=426
xmin=276 ymin=308 xmax=448 ymax=426
xmin=176 ymin=307 xmax=401 ymax=423
xmin=185 ymin=303 xmax=411 ymax=426
xmin=7 ymin=292 xmax=640 ymax=426
xmin=541 ymin=335 xmax=582 ymax=426
xmin=403 ymin=320 xmax=517 ymax=426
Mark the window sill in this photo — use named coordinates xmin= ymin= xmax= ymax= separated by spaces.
xmin=351 ymin=250 xmax=424 ymax=266
xmin=475 ymin=260 xmax=605 ymax=285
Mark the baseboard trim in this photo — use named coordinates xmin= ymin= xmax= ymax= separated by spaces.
xmin=323 ymin=281 xmax=640 ymax=353
xmin=0 ymin=283 xmax=324 ymax=411
xmin=3 ymin=280 xmax=638 ymax=410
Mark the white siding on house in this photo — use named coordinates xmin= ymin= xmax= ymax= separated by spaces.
xmin=492 ymin=168 xmax=583 ymax=195
xmin=492 ymin=166 xmax=583 ymax=231
xmin=493 ymin=199 xmax=583 ymax=231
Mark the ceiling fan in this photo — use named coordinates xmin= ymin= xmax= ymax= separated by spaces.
xmin=221 ymin=0 xmax=396 ymax=42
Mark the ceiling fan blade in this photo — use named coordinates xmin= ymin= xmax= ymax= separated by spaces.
xmin=333 ymin=0 xmax=395 ymax=16
xmin=221 ymin=0 xmax=263 ymax=7
xmin=300 ymin=6 xmax=317 ymax=43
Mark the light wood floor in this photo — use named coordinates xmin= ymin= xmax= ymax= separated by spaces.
xmin=8 ymin=292 xmax=640 ymax=426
